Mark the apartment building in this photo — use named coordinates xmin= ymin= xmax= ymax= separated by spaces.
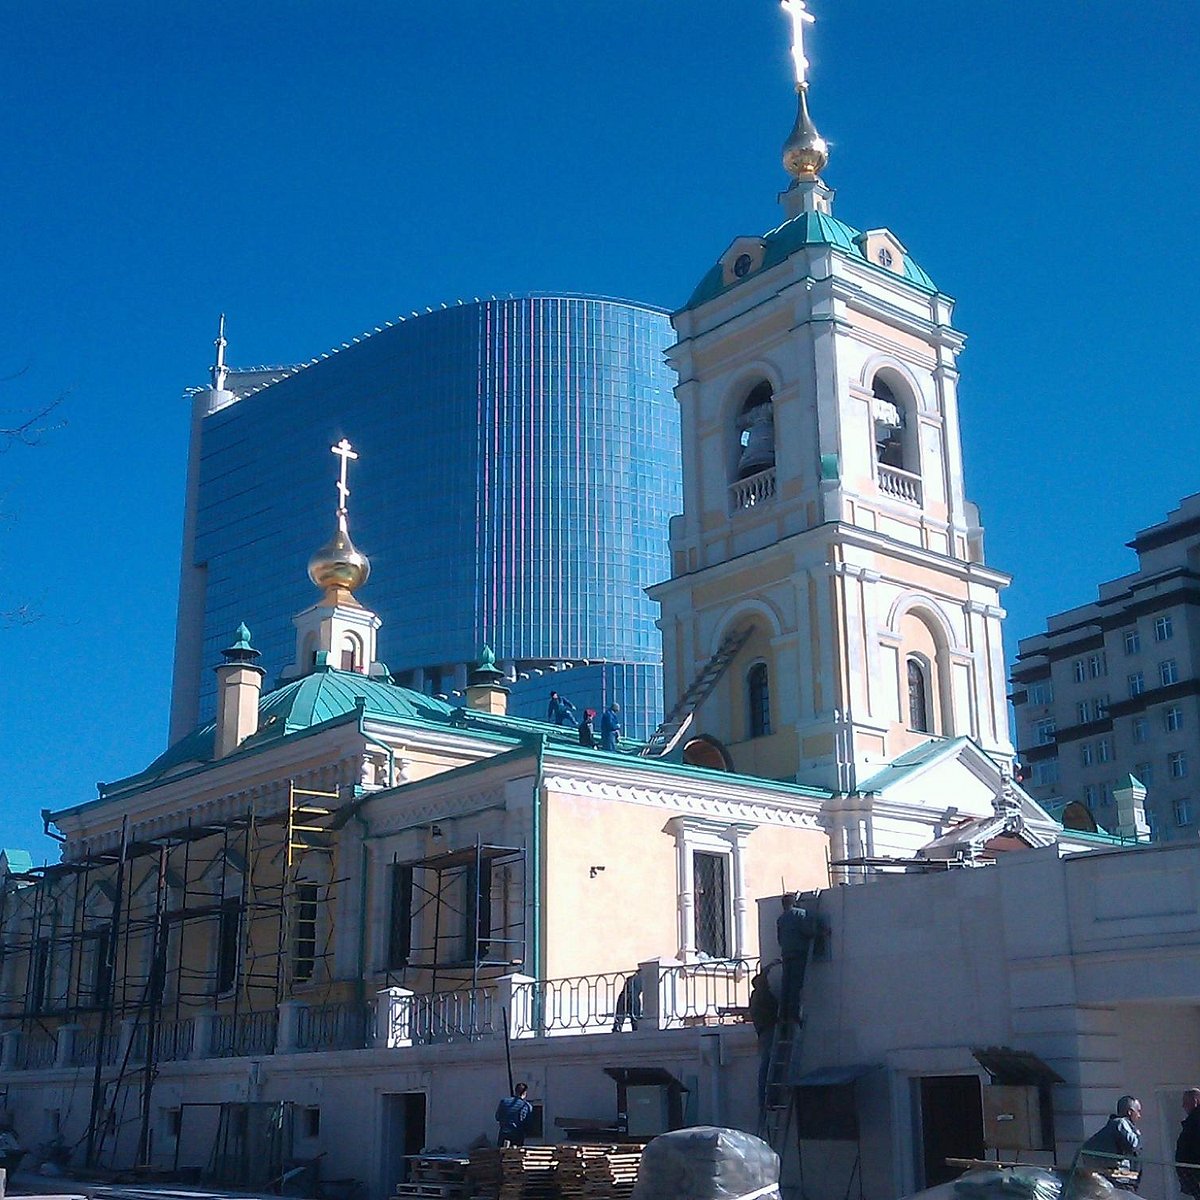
xmin=1012 ymin=494 xmax=1200 ymax=840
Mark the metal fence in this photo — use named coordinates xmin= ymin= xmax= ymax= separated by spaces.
xmin=155 ymin=1017 xmax=195 ymax=1062
xmin=213 ymin=1009 xmax=278 ymax=1057
xmin=74 ymin=1028 xmax=118 ymax=1068
xmin=659 ymin=957 xmax=757 ymax=1029
xmin=296 ymin=1001 xmax=372 ymax=1052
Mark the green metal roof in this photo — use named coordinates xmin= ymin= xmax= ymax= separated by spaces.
xmin=1 ymin=849 xmax=34 ymax=874
xmin=104 ymin=667 xmax=455 ymax=795
xmin=684 ymin=209 xmax=937 ymax=311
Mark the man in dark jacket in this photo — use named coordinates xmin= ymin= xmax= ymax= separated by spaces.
xmin=1177 ymin=1088 xmax=1200 ymax=1198
xmin=599 ymin=703 xmax=622 ymax=751
xmin=546 ymin=692 xmax=576 ymax=726
xmin=496 ymin=1082 xmax=533 ymax=1147
xmin=748 ymin=972 xmax=779 ymax=1109
xmin=776 ymin=893 xmax=817 ymax=1021
xmin=1080 ymin=1095 xmax=1142 ymax=1183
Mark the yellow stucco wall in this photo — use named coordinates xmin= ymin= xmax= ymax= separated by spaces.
xmin=541 ymin=789 xmax=829 ymax=978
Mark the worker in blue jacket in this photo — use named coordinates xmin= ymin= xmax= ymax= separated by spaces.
xmin=599 ymin=702 xmax=622 ymax=751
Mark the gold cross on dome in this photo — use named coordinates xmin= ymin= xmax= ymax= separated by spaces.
xmin=331 ymin=438 xmax=358 ymax=515
xmin=781 ymin=0 xmax=816 ymax=88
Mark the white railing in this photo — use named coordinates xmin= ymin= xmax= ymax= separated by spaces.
xmin=877 ymin=463 xmax=922 ymax=506
xmin=296 ymin=1001 xmax=372 ymax=1052
xmin=658 ymin=958 xmax=756 ymax=1029
xmin=729 ymin=467 xmax=776 ymax=512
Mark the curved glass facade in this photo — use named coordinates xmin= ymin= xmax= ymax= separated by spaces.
xmin=172 ymin=295 xmax=681 ymax=740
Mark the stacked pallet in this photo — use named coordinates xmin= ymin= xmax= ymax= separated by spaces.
xmin=395 ymin=1154 xmax=471 ymax=1200
xmin=468 ymin=1146 xmax=557 ymax=1200
xmin=553 ymin=1144 xmax=643 ymax=1199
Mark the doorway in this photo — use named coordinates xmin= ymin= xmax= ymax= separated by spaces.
xmin=379 ymin=1093 xmax=427 ymax=1200
xmin=918 ymin=1075 xmax=984 ymax=1187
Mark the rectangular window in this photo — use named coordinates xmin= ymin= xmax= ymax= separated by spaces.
xmin=1076 ymin=702 xmax=1090 ymax=725
xmin=1135 ymin=762 xmax=1154 ymax=787
xmin=215 ymin=899 xmax=240 ymax=995
xmin=1174 ymin=798 xmax=1192 ymax=826
xmin=1081 ymin=743 xmax=1094 ymax=767
xmin=1098 ymin=738 xmax=1112 ymax=764
xmin=1033 ymin=759 xmax=1059 ymax=786
xmin=1160 ymin=659 xmax=1180 ymax=686
xmin=1170 ymin=751 xmax=1188 ymax=780
xmin=1166 ymin=705 xmax=1184 ymax=732
xmin=1035 ymin=718 xmax=1056 ymax=745
xmin=1128 ymin=672 xmax=1145 ymax=698
xmin=165 ymin=1108 xmax=182 ymax=1140
xmin=462 ymin=858 xmax=493 ymax=961
xmin=1083 ymin=784 xmax=1099 ymax=808
xmin=80 ymin=930 xmax=112 ymax=1009
xmin=1133 ymin=717 xmax=1149 ymax=743
xmin=1028 ymin=681 xmax=1053 ymax=705
xmin=293 ymin=883 xmax=318 ymax=984
xmin=301 ymin=1106 xmax=321 ymax=1139
xmin=1123 ymin=628 xmax=1141 ymax=655
xmin=1072 ymin=660 xmax=1086 ymax=684
xmin=1095 ymin=695 xmax=1109 ymax=718
xmin=1155 ymin=615 xmax=1174 ymax=642
xmin=1099 ymin=780 xmax=1112 ymax=805
xmin=387 ymin=864 xmax=413 ymax=971
xmin=28 ymin=937 xmax=51 ymax=1013
xmin=1088 ymin=653 xmax=1107 ymax=679
xmin=692 ymin=851 xmax=729 ymax=959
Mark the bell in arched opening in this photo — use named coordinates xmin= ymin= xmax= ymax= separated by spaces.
xmin=736 ymin=382 xmax=776 ymax=480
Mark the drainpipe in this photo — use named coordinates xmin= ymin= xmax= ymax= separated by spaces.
xmin=531 ymin=734 xmax=547 ymax=986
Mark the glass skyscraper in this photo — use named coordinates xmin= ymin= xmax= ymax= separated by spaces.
xmin=169 ymin=295 xmax=681 ymax=742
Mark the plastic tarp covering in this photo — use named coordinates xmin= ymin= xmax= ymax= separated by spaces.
xmin=900 ymin=1168 xmax=1139 ymax=1200
xmin=631 ymin=1127 xmax=780 ymax=1200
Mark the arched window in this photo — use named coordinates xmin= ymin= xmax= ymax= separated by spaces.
xmin=735 ymin=382 xmax=775 ymax=481
xmin=907 ymin=657 xmax=930 ymax=733
xmin=683 ymin=736 xmax=733 ymax=772
xmin=340 ymin=633 xmax=362 ymax=672
xmin=872 ymin=377 xmax=908 ymax=470
xmin=747 ymin=662 xmax=771 ymax=738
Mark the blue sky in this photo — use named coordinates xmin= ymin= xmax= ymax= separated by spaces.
xmin=1 ymin=1 xmax=1196 ymax=862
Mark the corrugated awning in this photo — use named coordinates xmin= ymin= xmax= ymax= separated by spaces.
xmin=972 ymin=1046 xmax=1064 ymax=1086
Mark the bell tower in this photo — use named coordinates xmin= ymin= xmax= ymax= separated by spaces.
xmin=649 ymin=2 xmax=1013 ymax=792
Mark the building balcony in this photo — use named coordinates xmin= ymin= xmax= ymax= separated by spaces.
xmin=0 ymin=958 xmax=759 ymax=1072
xmin=729 ymin=467 xmax=776 ymax=513
xmin=877 ymin=463 xmax=923 ymax=506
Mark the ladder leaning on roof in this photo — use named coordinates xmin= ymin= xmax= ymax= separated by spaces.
xmin=639 ymin=627 xmax=753 ymax=757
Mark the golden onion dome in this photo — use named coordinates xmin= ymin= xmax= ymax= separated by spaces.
xmin=308 ymin=522 xmax=371 ymax=594
xmin=782 ymin=85 xmax=828 ymax=180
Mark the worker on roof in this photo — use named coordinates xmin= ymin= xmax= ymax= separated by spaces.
xmin=547 ymin=691 xmax=576 ymax=726
xmin=600 ymin=702 xmax=622 ymax=751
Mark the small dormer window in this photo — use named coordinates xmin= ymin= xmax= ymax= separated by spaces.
xmin=877 ymin=247 xmax=894 ymax=268
xmin=733 ymin=254 xmax=754 ymax=278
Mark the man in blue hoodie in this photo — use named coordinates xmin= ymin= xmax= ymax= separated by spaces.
xmin=600 ymin=703 xmax=622 ymax=751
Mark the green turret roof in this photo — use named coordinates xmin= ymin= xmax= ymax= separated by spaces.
xmin=103 ymin=667 xmax=455 ymax=796
xmin=684 ymin=209 xmax=937 ymax=311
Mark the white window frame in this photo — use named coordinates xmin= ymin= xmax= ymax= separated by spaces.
xmin=1098 ymin=738 xmax=1113 ymax=764
xmin=1128 ymin=672 xmax=1145 ymax=698
xmin=1123 ymin=628 xmax=1141 ymax=655
xmin=1076 ymin=701 xmax=1091 ymax=725
xmin=1133 ymin=717 xmax=1149 ymax=744
xmin=1174 ymin=798 xmax=1192 ymax=826
xmin=1088 ymin=653 xmax=1106 ymax=679
xmin=1072 ymin=660 xmax=1086 ymax=684
xmin=1166 ymin=705 xmax=1184 ymax=733
xmin=1081 ymin=743 xmax=1094 ymax=767
xmin=1155 ymin=615 xmax=1174 ymax=643
xmin=1169 ymin=751 xmax=1188 ymax=780
xmin=669 ymin=817 xmax=751 ymax=963
xmin=1035 ymin=719 xmax=1056 ymax=745
xmin=1160 ymin=659 xmax=1180 ymax=686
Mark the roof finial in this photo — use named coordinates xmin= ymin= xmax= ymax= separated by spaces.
xmin=779 ymin=0 xmax=830 ymax=206
xmin=331 ymin=437 xmax=358 ymax=535
xmin=781 ymin=0 xmax=816 ymax=90
xmin=211 ymin=313 xmax=228 ymax=391
xmin=308 ymin=438 xmax=371 ymax=596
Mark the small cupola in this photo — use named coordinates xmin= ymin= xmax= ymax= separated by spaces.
xmin=281 ymin=438 xmax=383 ymax=682
xmin=213 ymin=623 xmax=265 ymax=759
xmin=465 ymin=645 xmax=510 ymax=715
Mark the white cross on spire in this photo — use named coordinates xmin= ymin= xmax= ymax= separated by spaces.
xmin=331 ymin=438 xmax=358 ymax=529
xmin=781 ymin=0 xmax=816 ymax=89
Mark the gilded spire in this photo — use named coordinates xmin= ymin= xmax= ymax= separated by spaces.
xmin=307 ymin=439 xmax=371 ymax=598
xmin=779 ymin=0 xmax=829 ymax=182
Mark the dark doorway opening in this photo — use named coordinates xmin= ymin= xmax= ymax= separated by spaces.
xmin=379 ymin=1092 xmax=427 ymax=1199
xmin=918 ymin=1075 xmax=983 ymax=1188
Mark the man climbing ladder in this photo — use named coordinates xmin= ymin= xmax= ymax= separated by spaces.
xmin=759 ymin=892 xmax=822 ymax=1153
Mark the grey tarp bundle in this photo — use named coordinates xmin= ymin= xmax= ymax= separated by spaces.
xmin=631 ymin=1127 xmax=780 ymax=1200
